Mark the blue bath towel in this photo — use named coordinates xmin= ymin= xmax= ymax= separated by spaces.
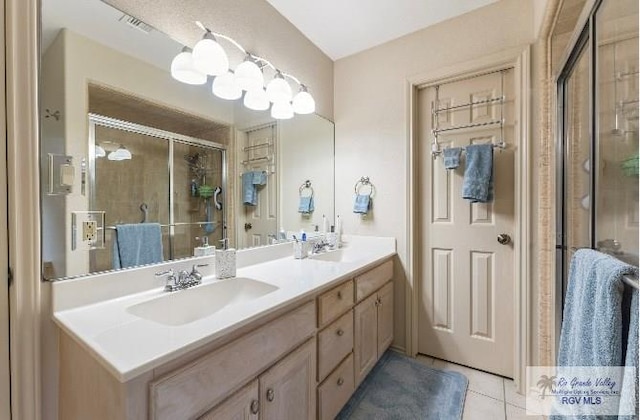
xmin=353 ymin=194 xmax=371 ymax=214
xmin=620 ymin=290 xmax=639 ymax=418
xmin=242 ymin=171 xmax=267 ymax=206
xmin=461 ymin=144 xmax=493 ymax=203
xmin=112 ymin=223 xmax=163 ymax=269
xmin=551 ymin=249 xmax=638 ymax=419
xmin=443 ymin=147 xmax=462 ymax=169
xmin=298 ymin=196 xmax=314 ymax=214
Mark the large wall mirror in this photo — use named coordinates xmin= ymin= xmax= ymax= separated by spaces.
xmin=40 ymin=0 xmax=335 ymax=280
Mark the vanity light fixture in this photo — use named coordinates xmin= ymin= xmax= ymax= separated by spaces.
xmin=271 ymin=101 xmax=294 ymax=120
xmin=107 ymin=145 xmax=132 ymax=161
xmin=292 ymin=85 xmax=316 ymax=114
xmin=170 ymin=21 xmax=316 ymax=120
xmin=94 ymin=145 xmax=106 ymax=158
xmin=244 ymin=88 xmax=270 ymax=111
xmin=266 ymin=71 xmax=292 ymax=104
xmin=170 ymin=47 xmax=207 ymax=85
xmin=192 ymin=32 xmax=229 ymax=76
xmin=212 ymin=71 xmax=242 ymax=100
xmin=234 ymin=55 xmax=264 ymax=91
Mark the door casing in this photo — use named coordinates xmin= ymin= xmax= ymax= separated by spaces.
xmin=406 ymin=46 xmax=531 ymax=392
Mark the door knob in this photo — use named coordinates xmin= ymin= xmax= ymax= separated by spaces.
xmin=497 ymin=234 xmax=511 ymax=245
xmin=244 ymin=222 xmax=252 ymax=231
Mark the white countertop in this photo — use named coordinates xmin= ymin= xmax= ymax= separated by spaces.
xmin=52 ymin=235 xmax=396 ymax=382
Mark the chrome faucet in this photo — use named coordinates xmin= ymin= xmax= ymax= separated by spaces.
xmin=155 ymin=264 xmax=209 ymax=292
xmin=312 ymin=239 xmax=330 ymax=254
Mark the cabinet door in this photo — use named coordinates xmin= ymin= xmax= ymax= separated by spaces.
xmin=354 ymin=293 xmax=378 ymax=385
xmin=260 ymin=338 xmax=316 ymax=420
xmin=377 ymin=282 xmax=394 ymax=356
xmin=199 ymin=381 xmax=259 ymax=420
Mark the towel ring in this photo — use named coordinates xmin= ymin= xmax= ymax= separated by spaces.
xmin=354 ymin=176 xmax=375 ymax=197
xmin=299 ymin=180 xmax=314 ymax=198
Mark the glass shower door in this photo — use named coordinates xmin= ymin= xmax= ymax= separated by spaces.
xmin=595 ymin=0 xmax=639 ymax=265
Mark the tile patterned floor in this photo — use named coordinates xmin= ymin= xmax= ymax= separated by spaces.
xmin=415 ymin=355 xmax=545 ymax=420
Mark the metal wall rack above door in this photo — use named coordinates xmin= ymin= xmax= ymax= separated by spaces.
xmin=431 ymin=70 xmax=507 ymax=159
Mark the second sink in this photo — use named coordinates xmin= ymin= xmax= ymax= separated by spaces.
xmin=127 ymin=277 xmax=279 ymax=326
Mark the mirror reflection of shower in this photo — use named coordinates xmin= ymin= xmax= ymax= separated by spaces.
xmin=88 ymin=115 xmax=227 ymax=273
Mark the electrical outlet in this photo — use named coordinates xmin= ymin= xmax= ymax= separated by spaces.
xmin=72 ymin=211 xmax=106 ymax=250
xmin=83 ymin=220 xmax=98 ymax=242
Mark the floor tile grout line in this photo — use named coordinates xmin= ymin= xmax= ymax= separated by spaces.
xmin=503 ymin=379 xmax=508 ymax=420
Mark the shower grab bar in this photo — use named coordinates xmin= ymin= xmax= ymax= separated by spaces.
xmin=98 ymin=221 xmax=221 ymax=231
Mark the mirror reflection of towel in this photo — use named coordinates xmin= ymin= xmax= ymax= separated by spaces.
xmin=242 ymin=171 xmax=267 ymax=206
xmin=298 ymin=196 xmax=314 ymax=214
xmin=112 ymin=223 xmax=163 ymax=269
xmin=353 ymin=194 xmax=371 ymax=214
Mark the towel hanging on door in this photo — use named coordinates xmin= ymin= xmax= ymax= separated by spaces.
xmin=461 ymin=144 xmax=494 ymax=203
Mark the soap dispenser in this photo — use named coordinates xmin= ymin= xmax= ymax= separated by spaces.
xmin=215 ymin=238 xmax=236 ymax=279
xmin=194 ymin=236 xmax=215 ymax=257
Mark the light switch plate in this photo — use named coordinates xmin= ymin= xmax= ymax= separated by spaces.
xmin=72 ymin=211 xmax=105 ymax=250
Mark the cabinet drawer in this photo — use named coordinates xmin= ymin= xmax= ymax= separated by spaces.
xmin=355 ymin=259 xmax=393 ymax=302
xmin=150 ymin=301 xmax=316 ymax=420
xmin=318 ymin=310 xmax=353 ymax=381
xmin=318 ymin=280 xmax=353 ymax=327
xmin=317 ymin=353 xmax=355 ymax=420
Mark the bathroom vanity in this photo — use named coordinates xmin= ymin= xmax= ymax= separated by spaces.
xmin=52 ymin=236 xmax=395 ymax=419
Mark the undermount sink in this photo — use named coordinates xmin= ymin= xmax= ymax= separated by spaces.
xmin=308 ymin=249 xmax=361 ymax=263
xmin=126 ymin=277 xmax=278 ymax=326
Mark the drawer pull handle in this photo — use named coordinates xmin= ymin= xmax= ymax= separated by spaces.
xmin=337 ymin=377 xmax=344 ymax=386
xmin=337 ymin=291 xmax=342 ymax=299
xmin=250 ymin=400 xmax=260 ymax=414
xmin=266 ymin=388 xmax=275 ymax=402
xmin=336 ymin=328 xmax=344 ymax=336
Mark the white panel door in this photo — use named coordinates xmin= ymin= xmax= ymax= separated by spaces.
xmin=239 ymin=125 xmax=277 ymax=248
xmin=417 ymin=70 xmax=515 ymax=377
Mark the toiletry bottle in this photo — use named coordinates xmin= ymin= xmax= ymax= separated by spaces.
xmin=194 ymin=236 xmax=215 ymax=257
xmin=322 ymin=214 xmax=328 ymax=236
xmin=215 ymin=238 xmax=236 ymax=279
xmin=279 ymin=227 xmax=286 ymax=240
xmin=327 ymin=226 xmax=337 ymax=249
xmin=335 ymin=215 xmax=342 ymax=248
xmin=300 ymin=229 xmax=307 ymax=242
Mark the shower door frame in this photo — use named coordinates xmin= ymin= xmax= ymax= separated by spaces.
xmin=87 ymin=113 xmax=228 ymax=261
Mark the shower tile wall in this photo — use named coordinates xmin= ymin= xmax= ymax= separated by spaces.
xmin=92 ymin=126 xmax=171 ymax=271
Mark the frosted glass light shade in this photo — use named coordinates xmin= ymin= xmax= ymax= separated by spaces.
xmin=170 ymin=50 xmax=207 ymax=85
xmin=271 ymin=101 xmax=294 ymax=120
xmin=212 ymin=72 xmax=242 ymax=100
xmin=94 ymin=145 xmax=106 ymax=158
xmin=266 ymin=73 xmax=292 ymax=103
xmin=292 ymin=90 xmax=315 ymax=114
xmin=108 ymin=146 xmax=132 ymax=161
xmin=244 ymin=88 xmax=270 ymax=111
xmin=235 ymin=60 xmax=264 ymax=91
xmin=192 ymin=35 xmax=229 ymax=76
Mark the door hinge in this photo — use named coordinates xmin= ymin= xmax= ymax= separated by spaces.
xmin=8 ymin=267 xmax=13 ymax=286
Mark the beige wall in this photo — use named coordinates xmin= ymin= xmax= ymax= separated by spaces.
xmin=334 ymin=0 xmax=537 ymax=352
xmin=104 ymin=0 xmax=334 ymax=120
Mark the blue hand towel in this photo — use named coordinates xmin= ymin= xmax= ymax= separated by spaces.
xmin=353 ymin=194 xmax=371 ymax=214
xmin=443 ymin=147 xmax=462 ymax=169
xmin=242 ymin=171 xmax=266 ymax=206
xmin=298 ymin=196 xmax=314 ymax=214
xmin=242 ymin=172 xmax=257 ymax=206
xmin=462 ymin=144 xmax=493 ymax=203
xmin=112 ymin=223 xmax=163 ymax=269
xmin=550 ymin=249 xmax=638 ymax=419
xmin=620 ymin=290 xmax=638 ymax=418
